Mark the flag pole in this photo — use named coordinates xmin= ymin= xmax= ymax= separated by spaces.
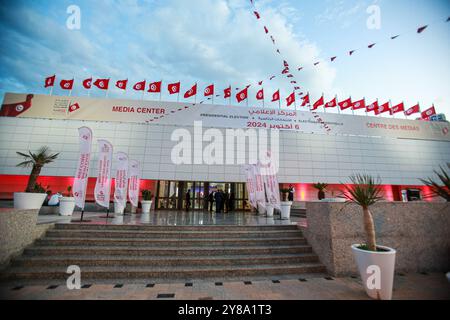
xmin=337 ymin=95 xmax=341 ymax=114
xmin=159 ymin=80 xmax=162 ymax=101
xmin=322 ymin=93 xmax=326 ymax=113
xmin=262 ymin=87 xmax=265 ymax=108
xmin=177 ymin=81 xmax=180 ymax=102
xmin=278 ymin=89 xmax=281 ymax=109
xmin=142 ymin=79 xmax=146 ymax=100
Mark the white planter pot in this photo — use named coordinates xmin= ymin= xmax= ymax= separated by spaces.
xmin=141 ymin=200 xmax=152 ymax=214
xmin=266 ymin=204 xmax=274 ymax=217
xmin=114 ymin=201 xmax=126 ymax=215
xmin=257 ymin=202 xmax=266 ymax=215
xmin=59 ymin=197 xmax=75 ymax=216
xmin=280 ymin=201 xmax=292 ymax=220
xmin=351 ymin=244 xmax=396 ymax=300
xmin=14 ymin=192 xmax=46 ymax=210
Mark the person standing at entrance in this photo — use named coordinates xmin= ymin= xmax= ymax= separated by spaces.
xmin=214 ymin=190 xmax=223 ymax=213
xmin=208 ymin=191 xmax=215 ymax=212
xmin=288 ymin=185 xmax=295 ymax=202
xmin=228 ymin=192 xmax=235 ymax=212
xmin=224 ymin=191 xmax=229 ymax=213
xmin=185 ymin=189 xmax=191 ymax=211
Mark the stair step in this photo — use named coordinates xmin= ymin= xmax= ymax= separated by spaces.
xmin=44 ymin=229 xmax=303 ymax=239
xmin=23 ymin=245 xmax=313 ymax=256
xmin=1 ymin=264 xmax=327 ymax=280
xmin=12 ymin=253 xmax=319 ymax=267
xmin=36 ymin=237 xmax=307 ymax=247
xmin=54 ymin=223 xmax=299 ymax=232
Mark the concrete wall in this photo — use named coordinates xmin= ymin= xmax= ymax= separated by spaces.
xmin=0 ymin=209 xmax=53 ymax=267
xmin=301 ymin=201 xmax=450 ymax=276
xmin=0 ymin=117 xmax=449 ymax=187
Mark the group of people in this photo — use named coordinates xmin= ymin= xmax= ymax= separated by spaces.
xmin=184 ymin=188 xmax=235 ymax=213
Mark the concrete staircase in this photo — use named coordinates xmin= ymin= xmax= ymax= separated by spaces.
xmin=1 ymin=223 xmax=326 ymax=282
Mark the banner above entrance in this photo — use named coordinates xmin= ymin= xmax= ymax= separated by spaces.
xmin=1 ymin=93 xmax=449 ymax=141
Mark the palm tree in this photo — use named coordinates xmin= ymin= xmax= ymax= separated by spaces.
xmin=16 ymin=146 xmax=59 ymax=193
xmin=313 ymin=182 xmax=328 ymax=200
xmin=341 ymin=174 xmax=383 ymax=252
xmin=419 ymin=165 xmax=450 ymax=202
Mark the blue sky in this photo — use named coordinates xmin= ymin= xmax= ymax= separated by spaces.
xmin=0 ymin=0 xmax=449 ymax=118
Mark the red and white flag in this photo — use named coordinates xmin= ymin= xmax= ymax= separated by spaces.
xmin=133 ymin=80 xmax=146 ymax=91
xmin=286 ymin=92 xmax=295 ymax=107
xmin=44 ymin=75 xmax=56 ymax=88
xmin=301 ymin=93 xmax=310 ymax=106
xmin=312 ymin=95 xmax=324 ymax=110
xmin=114 ymin=152 xmax=128 ymax=211
xmin=68 ymin=102 xmax=80 ymax=113
xmin=60 ymin=79 xmax=74 ymax=90
xmin=168 ymin=82 xmax=181 ymax=94
xmin=421 ymin=106 xmax=436 ymax=119
xmin=94 ymin=139 xmax=113 ymax=209
xmin=128 ymin=160 xmax=141 ymax=208
xmin=204 ymin=84 xmax=214 ymax=97
xmin=82 ymin=78 xmax=92 ymax=89
xmin=404 ymin=104 xmax=420 ymax=116
xmin=366 ymin=101 xmax=378 ymax=113
xmin=338 ymin=97 xmax=352 ymax=110
xmin=254 ymin=11 xmax=260 ymax=19
xmin=148 ymin=81 xmax=162 ymax=93
xmin=224 ymin=86 xmax=231 ymax=99
xmin=184 ymin=83 xmax=197 ymax=98
xmin=390 ymin=102 xmax=405 ymax=115
xmin=325 ymin=97 xmax=337 ymax=108
xmin=256 ymin=89 xmax=264 ymax=100
xmin=94 ymin=78 xmax=110 ymax=90
xmin=271 ymin=90 xmax=280 ymax=102
xmin=115 ymin=79 xmax=128 ymax=90
xmin=236 ymin=87 xmax=248 ymax=103
xmin=375 ymin=102 xmax=391 ymax=115
xmin=244 ymin=165 xmax=257 ymax=209
xmin=352 ymin=98 xmax=365 ymax=110
xmin=73 ymin=127 xmax=92 ymax=210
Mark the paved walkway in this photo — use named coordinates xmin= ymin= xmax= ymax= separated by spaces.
xmin=37 ymin=210 xmax=302 ymax=226
xmin=1 ymin=273 xmax=448 ymax=300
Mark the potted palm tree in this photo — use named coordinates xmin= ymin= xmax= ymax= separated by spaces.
xmin=59 ymin=185 xmax=75 ymax=216
xmin=141 ymin=190 xmax=153 ymax=214
xmin=313 ymin=182 xmax=328 ymax=200
xmin=341 ymin=174 xmax=396 ymax=300
xmin=419 ymin=165 xmax=450 ymax=201
xmin=15 ymin=146 xmax=59 ymax=210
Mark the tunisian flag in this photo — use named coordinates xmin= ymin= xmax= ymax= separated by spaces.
xmin=366 ymin=101 xmax=378 ymax=113
xmin=256 ymin=89 xmax=264 ymax=100
xmin=168 ymin=82 xmax=181 ymax=94
xmin=44 ymin=75 xmax=56 ymax=88
xmin=184 ymin=83 xmax=197 ymax=98
xmin=60 ymin=79 xmax=74 ymax=90
xmin=116 ymin=79 xmax=128 ymax=90
xmin=68 ymin=102 xmax=80 ymax=113
xmin=271 ymin=90 xmax=280 ymax=102
xmin=128 ymin=160 xmax=141 ymax=208
xmin=94 ymin=139 xmax=113 ymax=209
xmin=338 ymin=97 xmax=352 ymax=110
xmin=286 ymin=92 xmax=296 ymax=107
xmin=236 ymin=87 xmax=248 ymax=103
xmin=301 ymin=93 xmax=310 ymax=106
xmin=224 ymin=86 xmax=231 ymax=98
xmin=73 ymin=127 xmax=92 ymax=210
xmin=325 ymin=97 xmax=337 ymax=108
xmin=114 ymin=152 xmax=129 ymax=212
xmin=94 ymin=78 xmax=110 ymax=90
xmin=133 ymin=80 xmax=146 ymax=91
xmin=204 ymin=84 xmax=214 ymax=96
xmin=82 ymin=78 xmax=92 ymax=89
xmin=390 ymin=102 xmax=405 ymax=115
xmin=352 ymin=98 xmax=365 ymax=110
xmin=405 ymin=104 xmax=420 ymax=116
xmin=421 ymin=106 xmax=436 ymax=119
xmin=0 ymin=94 xmax=33 ymax=117
xmin=312 ymin=95 xmax=324 ymax=110
xmin=375 ymin=102 xmax=390 ymax=115
xmin=148 ymin=81 xmax=162 ymax=93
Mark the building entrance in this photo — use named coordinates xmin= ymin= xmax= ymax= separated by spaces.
xmin=155 ymin=180 xmax=249 ymax=211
